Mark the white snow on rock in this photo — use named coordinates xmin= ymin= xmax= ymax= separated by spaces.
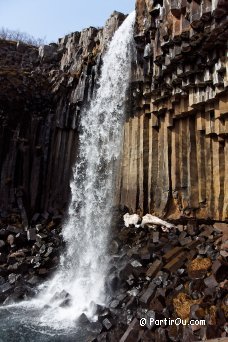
xmin=123 ymin=213 xmax=140 ymax=227
xmin=141 ymin=214 xmax=175 ymax=231
xmin=123 ymin=213 xmax=175 ymax=231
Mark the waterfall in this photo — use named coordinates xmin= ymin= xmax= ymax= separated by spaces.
xmin=35 ymin=11 xmax=136 ymax=327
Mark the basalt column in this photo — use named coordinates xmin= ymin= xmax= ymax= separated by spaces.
xmin=119 ymin=0 xmax=228 ymax=221
xmin=0 ymin=12 xmax=126 ymax=220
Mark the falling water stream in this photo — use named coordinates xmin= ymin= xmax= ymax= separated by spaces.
xmin=0 ymin=11 xmax=135 ymax=341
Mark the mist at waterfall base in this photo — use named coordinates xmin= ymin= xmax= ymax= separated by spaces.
xmin=0 ymin=11 xmax=135 ymax=341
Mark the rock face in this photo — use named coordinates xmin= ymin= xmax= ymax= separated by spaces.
xmin=0 ymin=4 xmax=227 ymax=224
xmin=0 ymin=12 xmax=126 ymax=219
xmin=118 ymin=0 xmax=228 ymax=221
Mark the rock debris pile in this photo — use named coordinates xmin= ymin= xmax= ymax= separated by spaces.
xmin=0 ymin=212 xmax=63 ymax=304
xmin=85 ymin=217 xmax=227 ymax=341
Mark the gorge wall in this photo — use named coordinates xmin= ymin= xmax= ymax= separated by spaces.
xmin=0 ymin=1 xmax=227 ymax=223
xmin=0 ymin=12 xmax=126 ymax=221
xmin=118 ymin=0 xmax=228 ymax=221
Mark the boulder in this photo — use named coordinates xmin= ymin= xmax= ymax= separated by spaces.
xmin=27 ymin=228 xmax=36 ymax=241
xmin=0 ymin=240 xmax=5 ymax=249
xmin=7 ymin=234 xmax=15 ymax=246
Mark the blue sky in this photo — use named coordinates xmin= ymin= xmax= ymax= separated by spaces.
xmin=0 ymin=0 xmax=135 ymax=43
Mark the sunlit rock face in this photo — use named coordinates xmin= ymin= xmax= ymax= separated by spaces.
xmin=0 ymin=12 xmax=126 ymax=220
xmin=118 ymin=0 xmax=227 ymax=221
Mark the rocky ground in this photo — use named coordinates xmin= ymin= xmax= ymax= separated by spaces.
xmin=0 ymin=212 xmax=63 ymax=304
xmin=88 ymin=217 xmax=228 ymax=342
xmin=0 ymin=212 xmax=227 ymax=341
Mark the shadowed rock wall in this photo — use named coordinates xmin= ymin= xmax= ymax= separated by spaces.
xmin=118 ymin=0 xmax=228 ymax=221
xmin=0 ymin=12 xmax=126 ymax=221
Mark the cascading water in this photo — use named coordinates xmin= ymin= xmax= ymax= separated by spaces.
xmin=34 ymin=11 xmax=136 ymax=327
xmin=0 ymin=11 xmax=135 ymax=340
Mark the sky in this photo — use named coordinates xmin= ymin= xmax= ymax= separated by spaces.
xmin=0 ymin=0 xmax=135 ymax=43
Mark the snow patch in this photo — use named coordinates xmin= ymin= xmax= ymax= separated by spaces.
xmin=123 ymin=213 xmax=175 ymax=231
xmin=123 ymin=213 xmax=140 ymax=227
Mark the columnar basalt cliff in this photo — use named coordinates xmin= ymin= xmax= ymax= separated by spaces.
xmin=0 ymin=5 xmax=227 ymax=341
xmin=119 ymin=0 xmax=228 ymax=221
xmin=0 ymin=12 xmax=126 ymax=221
xmin=0 ymin=3 xmax=227 ymax=224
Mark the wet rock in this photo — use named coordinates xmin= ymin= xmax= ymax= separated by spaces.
xmin=163 ymin=247 xmax=183 ymax=262
xmin=139 ymin=281 xmax=157 ymax=305
xmin=38 ymin=268 xmax=48 ymax=276
xmin=197 ymin=243 xmax=211 ymax=255
xmin=0 ymin=253 xmax=7 ymax=264
xmin=6 ymin=225 xmax=22 ymax=234
xmin=215 ymin=264 xmax=228 ymax=283
xmin=127 ymin=288 xmax=139 ymax=297
xmin=3 ymin=282 xmax=35 ymax=304
xmin=0 ymin=282 xmax=13 ymax=301
xmin=204 ymin=275 xmax=218 ymax=288
xmin=220 ymin=250 xmax=228 ymax=258
xmin=126 ymin=274 xmax=135 ymax=286
xmin=0 ymin=229 xmax=8 ymax=240
xmin=186 ymin=222 xmax=198 ymax=236
xmin=202 ymin=225 xmax=215 ymax=237
xmin=52 ymin=215 xmax=62 ymax=223
xmin=110 ymin=299 xmax=120 ymax=309
xmin=0 ymin=240 xmax=5 ymax=248
xmin=131 ymin=260 xmax=142 ymax=268
xmin=106 ymin=272 xmax=121 ymax=293
xmin=145 ymin=310 xmax=156 ymax=329
xmin=213 ymin=222 xmax=228 ymax=238
xmin=41 ymin=212 xmax=50 ymax=220
xmin=139 ymin=247 xmax=151 ymax=261
xmin=87 ymin=321 xmax=103 ymax=334
xmin=182 ymin=326 xmax=195 ymax=341
xmin=51 ymin=289 xmax=71 ymax=303
xmin=7 ymin=234 xmax=15 ymax=246
xmin=59 ymin=297 xmax=72 ymax=307
xmin=153 ymin=231 xmax=159 ymax=243
xmin=149 ymin=295 xmax=164 ymax=313
xmin=179 ymin=236 xmax=192 ymax=246
xmin=155 ymin=327 xmax=167 ymax=341
xmin=27 ymin=228 xmax=36 ymax=241
xmin=0 ymin=276 xmax=5 ymax=285
xmin=31 ymin=213 xmax=40 ymax=223
xmin=102 ymin=317 xmax=113 ymax=330
xmin=97 ymin=332 xmax=108 ymax=342
xmin=110 ymin=239 xmax=121 ymax=254
xmin=15 ymin=232 xmax=27 ymax=245
xmin=125 ymin=296 xmax=137 ymax=310
xmin=164 ymin=252 xmax=187 ymax=273
xmin=27 ymin=275 xmax=40 ymax=286
xmin=119 ymin=318 xmax=140 ymax=342
xmin=8 ymin=273 xmax=20 ymax=284
xmin=167 ymin=324 xmax=181 ymax=342
xmin=77 ymin=313 xmax=91 ymax=325
xmin=36 ymin=233 xmax=48 ymax=242
xmin=98 ymin=308 xmax=112 ymax=322
xmin=146 ymin=259 xmax=162 ymax=278
xmin=9 ymin=250 xmax=26 ymax=259
xmin=35 ymin=224 xmax=43 ymax=232
xmin=44 ymin=246 xmax=53 ymax=257
xmin=154 ymin=271 xmax=169 ymax=286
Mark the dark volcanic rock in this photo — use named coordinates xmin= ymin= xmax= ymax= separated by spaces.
xmin=96 ymin=217 xmax=228 ymax=342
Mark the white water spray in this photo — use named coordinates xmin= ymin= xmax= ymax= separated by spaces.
xmin=34 ymin=11 xmax=136 ymax=327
